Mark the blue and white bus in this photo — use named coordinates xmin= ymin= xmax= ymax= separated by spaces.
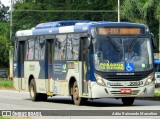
xmin=154 ymin=59 xmax=160 ymax=86
xmin=13 ymin=20 xmax=156 ymax=106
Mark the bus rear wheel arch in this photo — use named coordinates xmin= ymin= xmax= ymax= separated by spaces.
xmin=29 ymin=79 xmax=47 ymax=101
xmin=72 ymin=81 xmax=88 ymax=105
xmin=121 ymin=97 xmax=135 ymax=106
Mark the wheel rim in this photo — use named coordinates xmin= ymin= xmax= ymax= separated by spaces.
xmin=30 ymin=84 xmax=34 ymax=98
xmin=73 ymin=84 xmax=79 ymax=101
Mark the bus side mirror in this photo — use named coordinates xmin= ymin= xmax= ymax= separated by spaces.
xmin=151 ymin=33 xmax=157 ymax=50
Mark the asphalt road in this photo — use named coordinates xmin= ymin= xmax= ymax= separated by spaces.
xmin=0 ymin=90 xmax=160 ymax=119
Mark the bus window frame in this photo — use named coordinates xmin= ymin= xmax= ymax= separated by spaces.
xmin=25 ymin=36 xmax=35 ymax=61
xmin=53 ymin=33 xmax=85 ymax=62
xmin=25 ymin=35 xmax=46 ymax=61
xmin=66 ymin=34 xmax=81 ymax=61
xmin=16 ymin=37 xmax=27 ymax=62
xmin=46 ymin=39 xmax=54 ymax=65
xmin=54 ymin=34 xmax=67 ymax=61
xmin=16 ymin=33 xmax=88 ymax=62
xmin=14 ymin=39 xmax=18 ymax=61
xmin=93 ymin=34 xmax=153 ymax=73
xmin=34 ymin=36 xmax=46 ymax=61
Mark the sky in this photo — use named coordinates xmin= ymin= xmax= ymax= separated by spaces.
xmin=0 ymin=0 xmax=11 ymax=6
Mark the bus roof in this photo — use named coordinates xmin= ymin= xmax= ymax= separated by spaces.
xmin=16 ymin=20 xmax=148 ymax=37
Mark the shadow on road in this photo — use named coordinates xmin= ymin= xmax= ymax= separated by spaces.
xmin=25 ymin=96 xmax=160 ymax=107
xmin=47 ymin=97 xmax=74 ymax=105
xmin=46 ymin=97 xmax=125 ymax=107
xmin=86 ymin=100 xmax=123 ymax=107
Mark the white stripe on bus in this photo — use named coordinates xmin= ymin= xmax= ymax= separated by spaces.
xmin=16 ymin=30 xmax=33 ymax=36
xmin=59 ymin=26 xmax=74 ymax=33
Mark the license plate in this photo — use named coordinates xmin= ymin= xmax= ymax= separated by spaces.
xmin=120 ymin=89 xmax=132 ymax=94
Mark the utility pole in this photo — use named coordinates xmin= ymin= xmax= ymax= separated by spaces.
xmin=118 ymin=0 xmax=120 ymax=22
xmin=9 ymin=0 xmax=13 ymax=79
xmin=10 ymin=0 xmax=13 ymax=41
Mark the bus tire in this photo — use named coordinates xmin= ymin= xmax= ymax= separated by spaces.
xmin=38 ymin=93 xmax=48 ymax=101
xmin=121 ymin=97 xmax=135 ymax=106
xmin=29 ymin=79 xmax=39 ymax=101
xmin=72 ymin=81 xmax=88 ymax=105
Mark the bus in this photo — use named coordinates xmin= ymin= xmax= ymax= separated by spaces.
xmin=154 ymin=59 xmax=160 ymax=87
xmin=13 ymin=20 xmax=156 ymax=106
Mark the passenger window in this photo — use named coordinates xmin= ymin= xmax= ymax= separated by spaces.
xmin=34 ymin=36 xmax=45 ymax=60
xmin=14 ymin=41 xmax=18 ymax=60
xmin=26 ymin=38 xmax=35 ymax=60
xmin=54 ymin=35 xmax=67 ymax=60
xmin=66 ymin=34 xmax=80 ymax=60
xmin=157 ymin=75 xmax=160 ymax=78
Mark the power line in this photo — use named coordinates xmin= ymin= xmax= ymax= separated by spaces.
xmin=14 ymin=9 xmax=117 ymax=13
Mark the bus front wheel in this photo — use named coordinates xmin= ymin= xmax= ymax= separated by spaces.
xmin=72 ymin=81 xmax=88 ymax=105
xmin=121 ymin=97 xmax=135 ymax=106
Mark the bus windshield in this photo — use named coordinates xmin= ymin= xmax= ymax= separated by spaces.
xmin=93 ymin=36 xmax=153 ymax=72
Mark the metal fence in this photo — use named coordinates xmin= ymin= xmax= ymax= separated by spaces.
xmin=0 ymin=69 xmax=8 ymax=78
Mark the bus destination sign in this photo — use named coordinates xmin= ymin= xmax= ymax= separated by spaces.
xmin=96 ymin=27 xmax=144 ymax=35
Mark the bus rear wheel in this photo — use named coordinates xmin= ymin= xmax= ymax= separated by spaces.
xmin=29 ymin=79 xmax=38 ymax=101
xmin=29 ymin=79 xmax=47 ymax=101
xmin=72 ymin=81 xmax=88 ymax=105
xmin=121 ymin=97 xmax=135 ymax=106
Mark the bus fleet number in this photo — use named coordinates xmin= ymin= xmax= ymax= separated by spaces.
xmin=129 ymin=81 xmax=143 ymax=86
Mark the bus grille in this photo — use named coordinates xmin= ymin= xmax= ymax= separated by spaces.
xmin=104 ymin=75 xmax=146 ymax=81
xmin=110 ymin=90 xmax=140 ymax=96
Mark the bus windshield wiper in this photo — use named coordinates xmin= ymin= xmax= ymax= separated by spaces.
xmin=106 ymin=35 xmax=121 ymax=52
xmin=128 ymin=37 xmax=138 ymax=52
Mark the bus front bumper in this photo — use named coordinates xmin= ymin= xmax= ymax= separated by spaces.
xmin=91 ymin=82 xmax=155 ymax=98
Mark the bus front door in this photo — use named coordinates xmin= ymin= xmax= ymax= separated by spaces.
xmin=81 ymin=39 xmax=89 ymax=96
xmin=18 ymin=41 xmax=25 ymax=90
xmin=47 ymin=40 xmax=54 ymax=93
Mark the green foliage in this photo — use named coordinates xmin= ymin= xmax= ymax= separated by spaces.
xmin=121 ymin=0 xmax=158 ymax=23
xmin=12 ymin=0 xmax=118 ymax=33
xmin=156 ymin=3 xmax=160 ymax=19
xmin=154 ymin=92 xmax=160 ymax=97
xmin=0 ymin=117 xmax=10 ymax=119
xmin=0 ymin=3 xmax=11 ymax=67
xmin=0 ymin=35 xmax=11 ymax=66
xmin=0 ymin=78 xmax=13 ymax=87
xmin=121 ymin=0 xmax=160 ymax=51
xmin=0 ymin=4 xmax=9 ymax=21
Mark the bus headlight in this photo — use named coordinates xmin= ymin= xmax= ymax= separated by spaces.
xmin=94 ymin=73 xmax=106 ymax=86
xmin=145 ymin=73 xmax=154 ymax=85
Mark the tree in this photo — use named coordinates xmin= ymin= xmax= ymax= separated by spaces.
xmin=0 ymin=3 xmax=9 ymax=21
xmin=156 ymin=2 xmax=160 ymax=19
xmin=0 ymin=3 xmax=11 ymax=67
xmin=121 ymin=0 xmax=160 ymax=49
xmin=121 ymin=0 xmax=159 ymax=23
xmin=0 ymin=21 xmax=11 ymax=67
xmin=12 ymin=0 xmax=118 ymax=34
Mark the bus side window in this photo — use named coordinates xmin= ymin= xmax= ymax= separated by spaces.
xmin=14 ymin=40 xmax=18 ymax=60
xmin=66 ymin=34 xmax=80 ymax=60
xmin=54 ymin=35 xmax=67 ymax=60
xmin=34 ymin=37 xmax=40 ymax=60
xmin=26 ymin=37 xmax=35 ymax=60
xmin=34 ymin=36 xmax=45 ymax=60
